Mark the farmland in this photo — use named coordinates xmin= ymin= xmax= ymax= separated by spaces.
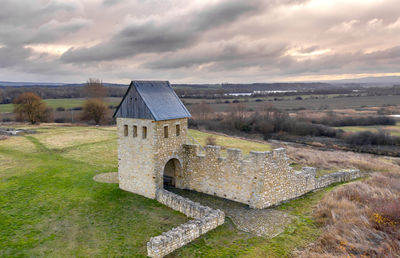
xmin=1 ymin=94 xmax=400 ymax=114
xmin=181 ymin=94 xmax=400 ymax=111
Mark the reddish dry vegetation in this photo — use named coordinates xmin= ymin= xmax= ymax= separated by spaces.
xmin=299 ymin=173 xmax=400 ymax=257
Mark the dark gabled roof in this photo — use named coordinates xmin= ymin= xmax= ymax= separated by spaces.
xmin=113 ymin=80 xmax=191 ymax=121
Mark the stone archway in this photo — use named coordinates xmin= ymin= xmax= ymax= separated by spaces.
xmin=163 ymin=158 xmax=181 ymax=188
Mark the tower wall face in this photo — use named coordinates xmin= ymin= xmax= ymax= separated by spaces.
xmin=117 ymin=117 xmax=157 ymax=199
xmin=153 ymin=118 xmax=188 ymax=189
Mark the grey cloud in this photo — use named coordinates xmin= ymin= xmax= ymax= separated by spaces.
xmin=297 ymin=45 xmax=320 ymax=54
xmin=61 ymin=0 xmax=269 ymax=63
xmin=0 ymin=46 xmax=31 ymax=68
xmin=29 ymin=18 xmax=92 ymax=44
xmin=191 ymin=1 xmax=262 ymax=31
xmin=281 ymin=45 xmax=400 ymax=76
xmin=102 ymin=0 xmax=125 ymax=6
xmin=0 ymin=17 xmax=91 ymax=46
xmin=146 ymin=41 xmax=288 ymax=70
xmin=0 ymin=0 xmax=76 ymax=26
xmin=2 ymin=0 xmax=400 ymax=83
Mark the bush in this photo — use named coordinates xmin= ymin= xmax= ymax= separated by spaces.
xmin=345 ymin=130 xmax=400 ymax=146
xmin=206 ymin=136 xmax=217 ymax=145
xmin=314 ymin=116 xmax=396 ymax=127
xmin=81 ymin=99 xmax=108 ymax=125
xmin=54 ymin=118 xmax=66 ymax=123
xmin=41 ymin=107 xmax=54 ymax=123
xmin=232 ymin=99 xmax=240 ymax=103
xmin=13 ymin=92 xmax=49 ymax=124
xmin=189 ymin=107 xmax=342 ymax=139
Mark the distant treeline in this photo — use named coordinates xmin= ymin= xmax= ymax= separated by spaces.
xmin=0 ymin=86 xmax=127 ymax=104
xmin=1 ymin=83 xmax=400 ymax=104
xmin=312 ymin=116 xmax=396 ymax=127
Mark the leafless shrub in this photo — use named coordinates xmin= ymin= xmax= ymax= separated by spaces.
xmin=206 ymin=136 xmax=217 ymax=146
xmin=84 ymin=78 xmax=107 ymax=99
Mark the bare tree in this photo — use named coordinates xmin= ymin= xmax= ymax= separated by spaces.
xmin=229 ymin=102 xmax=247 ymax=120
xmin=199 ymin=101 xmax=213 ymax=120
xmin=84 ymin=78 xmax=107 ymax=99
xmin=82 ymin=78 xmax=109 ymax=125
xmin=13 ymin=92 xmax=50 ymax=124
xmin=81 ymin=99 xmax=108 ymax=125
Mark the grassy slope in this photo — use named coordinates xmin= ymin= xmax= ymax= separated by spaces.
xmin=0 ymin=125 xmax=340 ymax=257
xmin=188 ymin=129 xmax=271 ymax=154
xmin=0 ymin=98 xmax=121 ymax=113
xmin=337 ymin=122 xmax=400 ymax=136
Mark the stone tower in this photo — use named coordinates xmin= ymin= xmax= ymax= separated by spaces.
xmin=113 ymin=81 xmax=191 ymax=199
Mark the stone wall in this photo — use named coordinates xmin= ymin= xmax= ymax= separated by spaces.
xmin=153 ymin=118 xmax=188 ymax=189
xmin=181 ymin=144 xmax=362 ymax=209
xmin=315 ymin=169 xmax=361 ymax=189
xmin=147 ymin=189 xmax=225 ymax=258
xmin=117 ymin=117 xmax=157 ymax=199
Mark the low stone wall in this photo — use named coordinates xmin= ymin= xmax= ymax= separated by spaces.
xmin=147 ymin=189 xmax=225 ymax=258
xmin=315 ymin=169 xmax=361 ymax=189
xmin=0 ymin=128 xmax=36 ymax=136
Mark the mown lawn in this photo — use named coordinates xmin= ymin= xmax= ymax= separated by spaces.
xmin=0 ymin=125 xmax=338 ymax=257
xmin=0 ymin=98 xmax=121 ymax=113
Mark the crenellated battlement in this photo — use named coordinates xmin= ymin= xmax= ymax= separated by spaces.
xmin=184 ymin=144 xmax=292 ymax=169
xmin=181 ymin=143 xmax=361 ymax=209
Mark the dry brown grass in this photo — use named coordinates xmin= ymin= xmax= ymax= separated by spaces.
xmin=285 ymin=145 xmax=400 ymax=173
xmin=0 ymin=135 xmax=9 ymax=141
xmin=297 ymin=173 xmax=400 ymax=257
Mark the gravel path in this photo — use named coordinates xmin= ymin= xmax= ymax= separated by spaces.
xmin=169 ymin=188 xmax=293 ymax=237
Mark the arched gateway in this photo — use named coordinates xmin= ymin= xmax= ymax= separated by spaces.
xmin=163 ymin=158 xmax=181 ymax=188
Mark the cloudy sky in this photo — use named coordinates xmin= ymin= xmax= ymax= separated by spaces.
xmin=1 ymin=0 xmax=400 ymax=83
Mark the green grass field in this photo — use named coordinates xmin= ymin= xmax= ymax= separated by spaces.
xmin=0 ymin=125 xmax=344 ymax=257
xmin=337 ymin=122 xmax=400 ymax=137
xmin=0 ymin=98 xmax=121 ymax=113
